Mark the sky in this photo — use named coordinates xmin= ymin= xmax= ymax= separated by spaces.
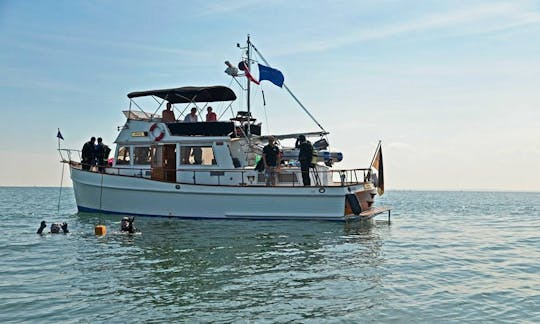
xmin=1 ymin=0 xmax=539 ymax=191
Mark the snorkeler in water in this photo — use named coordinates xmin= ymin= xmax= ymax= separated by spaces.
xmin=37 ymin=221 xmax=47 ymax=234
xmin=37 ymin=221 xmax=69 ymax=234
xmin=120 ymin=217 xmax=136 ymax=234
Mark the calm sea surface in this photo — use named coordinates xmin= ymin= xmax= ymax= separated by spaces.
xmin=0 ymin=187 xmax=539 ymax=323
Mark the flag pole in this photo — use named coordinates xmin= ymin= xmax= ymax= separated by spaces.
xmin=56 ymin=128 xmax=64 ymax=217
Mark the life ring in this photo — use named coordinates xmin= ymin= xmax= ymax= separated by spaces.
xmin=149 ymin=123 xmax=165 ymax=141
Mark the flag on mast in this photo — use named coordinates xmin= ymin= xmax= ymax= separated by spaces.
xmin=371 ymin=144 xmax=384 ymax=195
xmin=258 ymin=64 xmax=284 ymax=87
xmin=241 ymin=61 xmax=260 ymax=85
xmin=57 ymin=129 xmax=64 ymax=140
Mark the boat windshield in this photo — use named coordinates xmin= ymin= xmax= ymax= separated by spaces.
xmin=122 ymin=110 xmax=158 ymax=121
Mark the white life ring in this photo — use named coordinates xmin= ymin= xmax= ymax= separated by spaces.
xmin=149 ymin=123 xmax=165 ymax=141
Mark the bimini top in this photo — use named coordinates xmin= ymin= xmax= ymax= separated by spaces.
xmin=127 ymin=86 xmax=237 ymax=104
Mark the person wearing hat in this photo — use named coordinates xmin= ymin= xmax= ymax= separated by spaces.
xmin=296 ymin=134 xmax=314 ymax=186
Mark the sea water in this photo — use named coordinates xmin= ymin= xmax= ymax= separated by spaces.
xmin=0 ymin=187 xmax=539 ymax=322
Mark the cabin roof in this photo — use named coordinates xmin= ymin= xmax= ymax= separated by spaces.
xmin=127 ymin=86 xmax=237 ymax=104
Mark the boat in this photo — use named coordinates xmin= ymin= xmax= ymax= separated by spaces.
xmin=59 ymin=36 xmax=390 ymax=221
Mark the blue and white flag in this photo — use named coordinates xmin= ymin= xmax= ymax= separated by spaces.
xmin=258 ymin=64 xmax=284 ymax=88
xmin=57 ymin=129 xmax=64 ymax=140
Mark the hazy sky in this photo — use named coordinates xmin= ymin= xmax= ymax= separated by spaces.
xmin=1 ymin=0 xmax=539 ymax=191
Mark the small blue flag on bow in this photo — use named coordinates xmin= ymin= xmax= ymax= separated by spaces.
xmin=57 ymin=129 xmax=64 ymax=140
xmin=258 ymin=64 xmax=284 ymax=88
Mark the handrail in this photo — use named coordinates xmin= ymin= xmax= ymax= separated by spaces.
xmin=59 ymin=148 xmax=372 ymax=187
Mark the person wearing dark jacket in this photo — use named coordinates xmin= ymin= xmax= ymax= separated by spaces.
xmin=262 ymin=136 xmax=281 ymax=186
xmin=81 ymin=137 xmax=96 ymax=170
xmin=95 ymin=137 xmax=110 ymax=173
xmin=296 ymin=135 xmax=314 ymax=186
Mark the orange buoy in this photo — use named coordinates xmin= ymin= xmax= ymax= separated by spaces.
xmin=95 ymin=225 xmax=107 ymax=236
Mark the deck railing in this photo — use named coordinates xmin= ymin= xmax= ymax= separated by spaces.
xmin=59 ymin=148 xmax=372 ymax=187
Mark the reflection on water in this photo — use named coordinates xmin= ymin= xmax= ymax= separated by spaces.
xmin=69 ymin=213 xmax=389 ymax=321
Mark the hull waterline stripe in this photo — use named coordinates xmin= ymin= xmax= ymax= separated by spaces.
xmin=76 ymin=205 xmax=372 ymax=222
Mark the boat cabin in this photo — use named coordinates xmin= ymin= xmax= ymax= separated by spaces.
xmin=99 ymin=85 xmax=364 ymax=187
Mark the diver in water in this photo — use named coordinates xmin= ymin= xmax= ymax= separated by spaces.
xmin=37 ymin=221 xmax=69 ymax=234
xmin=37 ymin=221 xmax=47 ymax=234
xmin=120 ymin=217 xmax=136 ymax=234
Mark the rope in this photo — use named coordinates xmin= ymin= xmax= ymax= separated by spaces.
xmin=98 ymin=172 xmax=104 ymax=226
xmin=99 ymin=173 xmax=104 ymax=211
xmin=57 ymin=162 xmax=65 ymax=216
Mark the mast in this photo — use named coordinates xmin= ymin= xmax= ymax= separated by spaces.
xmin=246 ymin=35 xmax=251 ymax=116
xmin=246 ymin=35 xmax=252 ymax=137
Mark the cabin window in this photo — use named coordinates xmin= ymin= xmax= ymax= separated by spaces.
xmin=116 ymin=146 xmax=131 ymax=165
xmin=133 ymin=146 xmax=151 ymax=165
xmin=181 ymin=146 xmax=216 ymax=166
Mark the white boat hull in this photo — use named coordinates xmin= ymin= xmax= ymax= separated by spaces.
xmin=71 ymin=167 xmax=375 ymax=221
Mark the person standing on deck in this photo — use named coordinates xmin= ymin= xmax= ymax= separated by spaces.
xmin=296 ymin=134 xmax=313 ymax=186
xmin=162 ymin=102 xmax=176 ymax=122
xmin=182 ymin=107 xmax=198 ymax=163
xmin=81 ymin=137 xmax=96 ymax=171
xmin=184 ymin=107 xmax=198 ymax=122
xmin=206 ymin=106 xmax=217 ymax=121
xmin=262 ymin=136 xmax=281 ymax=186
xmin=95 ymin=137 xmax=110 ymax=173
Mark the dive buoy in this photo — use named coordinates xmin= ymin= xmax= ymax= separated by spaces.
xmin=149 ymin=123 xmax=165 ymax=141
xmin=95 ymin=225 xmax=107 ymax=236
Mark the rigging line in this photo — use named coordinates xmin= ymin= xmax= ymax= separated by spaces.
xmin=57 ymin=162 xmax=65 ymax=216
xmin=250 ymin=44 xmax=327 ymax=133
xmin=227 ymin=76 xmax=235 ymax=88
xmin=97 ymin=172 xmax=105 ymax=226
xmin=99 ymin=173 xmax=104 ymax=211
xmin=56 ymin=135 xmax=64 ymax=217
xmin=218 ymin=102 xmax=234 ymax=120
xmin=260 ymin=87 xmax=270 ymax=134
xmin=231 ymin=76 xmax=246 ymax=90
xmin=151 ymin=96 xmax=166 ymax=117
xmin=224 ymin=78 xmax=239 ymax=118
